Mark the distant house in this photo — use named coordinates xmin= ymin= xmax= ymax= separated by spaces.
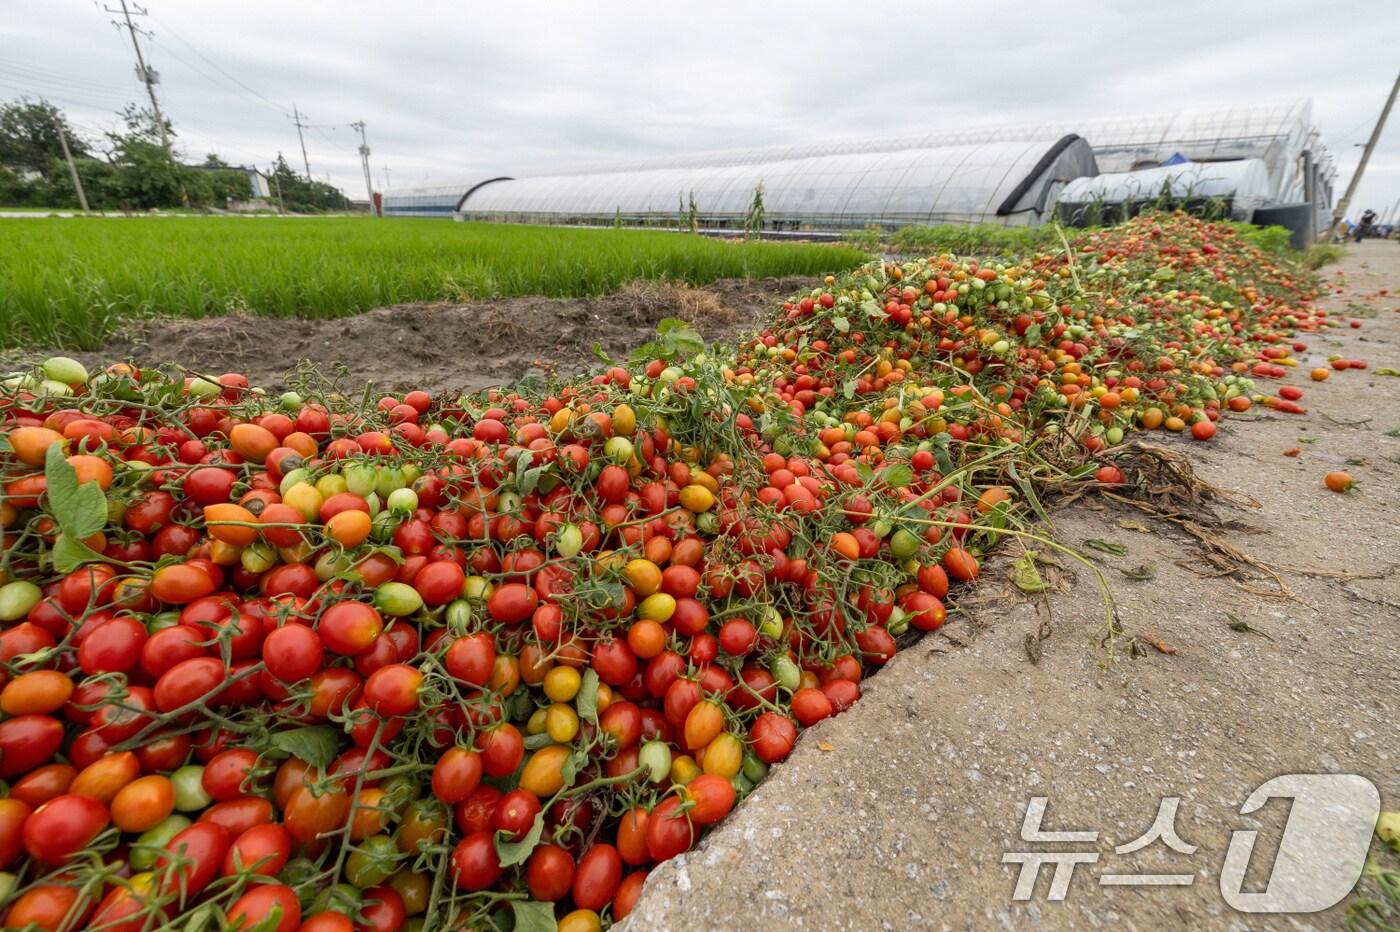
xmin=186 ymin=163 xmax=271 ymax=200
xmin=244 ymin=167 xmax=271 ymax=199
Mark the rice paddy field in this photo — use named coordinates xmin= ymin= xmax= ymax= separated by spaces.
xmin=0 ymin=217 xmax=864 ymax=349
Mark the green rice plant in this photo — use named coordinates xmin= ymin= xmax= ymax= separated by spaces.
xmin=0 ymin=218 xmax=864 ymax=350
xmin=889 ymin=224 xmax=1061 ymax=258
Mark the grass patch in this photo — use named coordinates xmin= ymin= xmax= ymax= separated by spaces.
xmin=840 ymin=223 xmax=1064 ymax=258
xmin=0 ymin=218 xmax=863 ymax=350
xmin=1301 ymin=242 xmax=1346 ymax=269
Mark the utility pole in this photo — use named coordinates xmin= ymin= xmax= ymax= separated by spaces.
xmin=289 ymin=105 xmax=312 ymax=180
xmin=270 ymin=161 xmax=285 ymax=214
xmin=57 ymin=125 xmax=90 ymax=212
xmin=105 ymin=0 xmax=169 ymax=149
xmin=350 ymin=120 xmax=375 ymax=217
xmin=1329 ymin=70 xmax=1400 ymax=241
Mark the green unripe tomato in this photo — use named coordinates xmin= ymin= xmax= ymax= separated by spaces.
xmin=171 ymin=765 xmax=212 ymax=811
xmin=187 ymin=377 xmax=220 ymax=399
xmin=42 ymin=356 xmax=88 ymax=386
xmin=374 ymin=581 xmax=423 ymax=617
xmin=131 ymin=815 xmax=192 ymax=869
xmin=344 ymin=464 xmax=377 ymax=499
xmin=346 ymin=834 xmax=398 ymax=888
xmin=889 ymin=528 xmax=921 ymax=561
xmin=0 ymin=581 xmax=42 ymax=622
xmin=638 ymin=740 xmax=672 ymax=784
xmin=386 ymin=488 xmax=418 ymax=514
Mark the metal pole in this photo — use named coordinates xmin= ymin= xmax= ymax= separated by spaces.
xmin=291 ymin=105 xmax=312 ymax=180
xmin=271 ymin=164 xmax=285 ymax=214
xmin=57 ymin=125 xmax=90 ymax=211
xmin=1329 ymin=70 xmax=1400 ymax=241
xmin=108 ymin=0 xmax=169 ymax=149
xmin=1301 ymin=149 xmax=1316 ymax=246
xmin=351 ymin=120 xmax=375 ymax=217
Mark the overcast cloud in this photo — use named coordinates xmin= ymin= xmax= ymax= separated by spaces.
xmin=2 ymin=1 xmax=1398 ymax=218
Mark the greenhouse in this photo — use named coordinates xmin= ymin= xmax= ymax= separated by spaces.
xmin=554 ymin=100 xmax=1332 ymax=221
xmin=389 ymin=101 xmax=1333 ymax=238
xmin=1054 ymin=158 xmax=1275 ymax=225
xmin=455 ymin=137 xmax=1098 ymax=232
xmin=381 ymin=179 xmax=510 ymax=218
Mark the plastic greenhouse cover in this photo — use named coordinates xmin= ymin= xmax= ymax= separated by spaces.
xmin=549 ymin=100 xmax=1327 ymax=209
xmin=1055 ymin=158 xmax=1274 ymax=216
xmin=458 ymin=138 xmax=1093 ymax=228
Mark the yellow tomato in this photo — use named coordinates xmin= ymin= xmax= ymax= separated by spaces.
xmin=678 ymin=484 xmax=715 ymax=513
xmin=543 ymin=666 xmax=582 ymax=703
xmin=702 ymin=732 xmax=743 ymax=779
xmin=558 ymin=910 xmax=602 ymax=932
xmin=623 ymin=558 xmax=662 ymax=596
xmin=519 ymin=745 xmax=571 ymax=796
xmin=637 ymin=593 xmax=676 ymax=624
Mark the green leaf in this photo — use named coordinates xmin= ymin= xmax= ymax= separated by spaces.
xmin=495 ymin=813 xmax=545 ymax=867
xmin=510 ymin=901 xmax=558 ymax=932
xmin=591 ymin=342 xmax=615 ymax=365
xmin=842 ymin=379 xmax=857 ymax=400
xmin=881 ymin=464 xmax=913 ymax=490
xmin=268 ymin=725 xmax=339 ymax=768
xmin=1082 ymin=538 xmax=1127 ymax=556
xmin=931 ymin=436 xmax=954 ymax=475
xmin=51 ymin=534 xmax=105 ymax=573
xmin=855 ymin=462 xmax=875 ymax=484
xmin=575 ymin=668 xmax=600 ymax=725
xmin=560 ymin=748 xmax=587 ymax=788
xmin=831 ymin=316 xmax=849 ymax=334
xmin=181 ymin=904 xmax=217 ymax=932
xmin=248 ymin=908 xmax=288 ymax=932
xmin=1376 ymin=367 xmax=1400 ymax=377
xmin=1010 ymin=551 xmax=1047 ymax=593
xmin=657 ymin=318 xmax=704 ymax=359
xmin=1024 ymin=323 xmax=1042 ymax=347
xmin=44 ymin=443 xmax=108 ymax=539
xmin=522 ymin=731 xmax=554 ymax=751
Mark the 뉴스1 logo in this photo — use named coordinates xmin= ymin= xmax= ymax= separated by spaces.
xmin=1003 ymin=773 xmax=1380 ymax=913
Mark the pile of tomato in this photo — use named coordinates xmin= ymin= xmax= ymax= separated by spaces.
xmin=0 ymin=214 xmax=1332 ymax=931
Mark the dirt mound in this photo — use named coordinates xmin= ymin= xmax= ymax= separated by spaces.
xmin=4 ymin=276 xmax=809 ymax=396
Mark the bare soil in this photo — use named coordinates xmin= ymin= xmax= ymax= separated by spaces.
xmin=621 ymin=241 xmax=1400 ymax=930
xmin=1 ymin=277 xmax=806 ymax=397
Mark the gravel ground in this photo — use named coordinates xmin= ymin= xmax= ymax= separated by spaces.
xmin=622 ymin=241 xmax=1400 ymax=931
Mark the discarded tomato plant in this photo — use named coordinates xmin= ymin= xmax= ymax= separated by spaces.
xmin=0 ymin=214 xmax=1343 ymax=930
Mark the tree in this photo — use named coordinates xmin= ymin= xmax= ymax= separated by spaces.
xmin=0 ymin=98 xmax=91 ymax=174
xmin=103 ymin=105 xmax=185 ymax=209
xmin=202 ymin=153 xmax=232 ymax=169
xmin=267 ymin=152 xmax=348 ymax=213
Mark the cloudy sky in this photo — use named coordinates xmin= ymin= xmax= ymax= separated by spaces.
xmin=3 ymin=0 xmax=1399 ymax=218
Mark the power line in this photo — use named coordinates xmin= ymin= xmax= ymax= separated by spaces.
xmin=0 ymin=81 xmax=132 ymax=118
xmin=0 ymin=62 xmax=137 ymax=98
xmin=146 ymin=14 xmax=286 ymax=114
